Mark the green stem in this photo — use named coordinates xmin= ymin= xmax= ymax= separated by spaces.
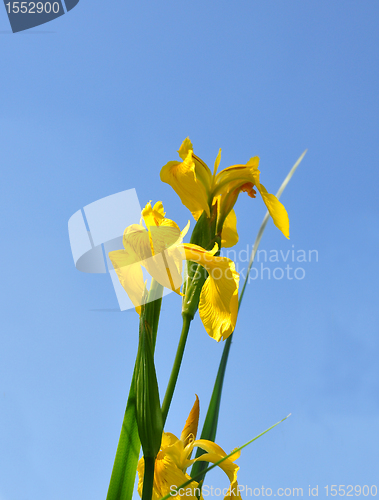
xmin=161 ymin=314 xmax=192 ymax=425
xmin=141 ymin=456 xmax=155 ymax=500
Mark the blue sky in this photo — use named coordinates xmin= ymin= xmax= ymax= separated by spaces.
xmin=0 ymin=1 xmax=378 ymax=499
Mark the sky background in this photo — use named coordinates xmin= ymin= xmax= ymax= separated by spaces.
xmin=1 ymin=1 xmax=378 ymax=499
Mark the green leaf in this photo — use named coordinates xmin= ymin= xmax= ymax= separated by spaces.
xmin=107 ymin=280 xmax=164 ymax=500
xmin=191 ymin=150 xmax=307 ymax=484
xmin=190 ymin=337 xmax=231 ymax=481
xmin=106 ymin=367 xmax=140 ymax=500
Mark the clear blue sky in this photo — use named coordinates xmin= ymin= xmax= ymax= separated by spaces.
xmin=1 ymin=1 xmax=378 ymax=499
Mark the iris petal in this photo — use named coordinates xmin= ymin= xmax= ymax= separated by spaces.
xmin=214 ymin=158 xmax=289 ymax=239
xmin=108 ymin=249 xmax=145 ymax=314
xmin=160 ymin=151 xmax=210 ymax=220
xmin=221 ymin=209 xmax=239 ymax=248
xmin=256 ymin=183 xmax=289 ymax=238
xmin=180 ymin=395 xmax=199 ymax=448
xmin=182 ymin=244 xmax=239 ymax=341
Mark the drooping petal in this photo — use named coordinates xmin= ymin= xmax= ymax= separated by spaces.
xmin=214 ymin=157 xmax=289 ymax=239
xmin=199 ymin=265 xmax=239 ymax=341
xmin=161 ymin=149 xmax=211 ymax=220
xmin=193 ymin=440 xmax=242 ymax=500
xmin=180 ymin=395 xmax=199 ymax=448
xmin=256 ymin=183 xmax=289 ymax=238
xmin=182 ymin=244 xmax=239 ymax=341
xmin=221 ymin=209 xmax=239 ymax=248
xmin=108 ymin=249 xmax=145 ymax=314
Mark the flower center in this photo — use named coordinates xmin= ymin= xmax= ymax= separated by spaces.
xmin=240 ymin=182 xmax=256 ymax=198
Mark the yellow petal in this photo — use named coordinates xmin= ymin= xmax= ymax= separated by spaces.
xmin=161 ymin=432 xmax=179 ymax=449
xmin=192 ymin=438 xmax=227 ymax=457
xmin=178 ymin=137 xmax=194 ymax=160
xmin=141 ymin=201 xmax=166 ymax=228
xmin=178 ymin=139 xmax=213 ymax=192
xmin=123 ymin=224 xmax=153 ymax=260
xmin=215 ymin=158 xmax=290 ymax=239
xmin=195 ymin=452 xmax=239 ymax=483
xmin=213 ymin=148 xmax=222 ymax=175
xmin=142 ymin=248 xmax=184 ymax=294
xmin=193 ymin=441 xmax=241 ymax=499
xmin=213 ymin=158 xmax=260 ymax=197
xmin=180 ymin=395 xmax=199 ymax=448
xmin=256 ymin=183 xmax=290 ymax=239
xmin=143 ymin=223 xmax=190 ymax=293
xmin=161 ymin=151 xmax=211 ymax=220
xmin=182 ymin=244 xmax=239 ymax=341
xmin=138 ymin=452 xmax=200 ymax=500
xmin=199 ymin=268 xmax=239 ymax=341
xmin=108 ymin=249 xmax=145 ymax=312
xmin=148 ymin=225 xmax=182 ymax=255
xmin=221 ymin=209 xmax=239 ymax=248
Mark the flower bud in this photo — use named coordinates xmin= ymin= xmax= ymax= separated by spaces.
xmin=135 ymin=303 xmax=163 ymax=459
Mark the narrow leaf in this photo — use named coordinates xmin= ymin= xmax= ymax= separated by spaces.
xmin=190 ymin=338 xmax=231 ymax=480
xmin=106 ymin=367 xmax=140 ymax=500
xmin=191 ymin=151 xmax=306 ymax=483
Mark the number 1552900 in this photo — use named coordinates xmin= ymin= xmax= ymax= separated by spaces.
xmin=5 ymin=2 xmax=60 ymax=14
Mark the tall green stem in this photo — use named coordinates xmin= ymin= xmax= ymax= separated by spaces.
xmin=161 ymin=313 xmax=192 ymax=425
xmin=141 ymin=457 xmax=155 ymax=500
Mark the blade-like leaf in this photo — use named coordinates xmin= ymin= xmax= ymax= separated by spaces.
xmin=191 ymin=151 xmax=307 ymax=482
xmin=106 ymin=367 xmax=140 ymax=500
xmin=190 ymin=337 xmax=231 ymax=480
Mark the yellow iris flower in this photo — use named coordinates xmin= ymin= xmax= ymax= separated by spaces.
xmin=137 ymin=396 xmax=242 ymax=500
xmin=160 ymin=138 xmax=290 ymax=247
xmin=109 ymin=202 xmax=239 ymax=341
